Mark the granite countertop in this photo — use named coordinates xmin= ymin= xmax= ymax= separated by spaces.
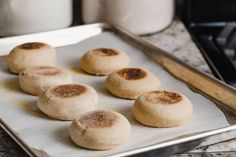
xmin=1 ymin=19 xmax=236 ymax=157
xmin=142 ymin=20 xmax=211 ymax=74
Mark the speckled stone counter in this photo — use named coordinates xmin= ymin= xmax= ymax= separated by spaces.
xmin=142 ymin=20 xmax=211 ymax=74
xmin=1 ymin=19 xmax=236 ymax=157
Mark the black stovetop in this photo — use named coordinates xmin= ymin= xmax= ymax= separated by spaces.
xmin=178 ymin=0 xmax=236 ymax=87
xmin=190 ymin=23 xmax=236 ymax=87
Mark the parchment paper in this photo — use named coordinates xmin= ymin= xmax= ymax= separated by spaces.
xmin=0 ymin=32 xmax=229 ymax=157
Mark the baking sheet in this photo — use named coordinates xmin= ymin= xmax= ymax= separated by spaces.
xmin=0 ymin=32 xmax=229 ymax=157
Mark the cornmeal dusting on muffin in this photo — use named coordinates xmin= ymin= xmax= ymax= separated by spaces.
xmin=144 ymin=91 xmax=182 ymax=104
xmin=19 ymin=42 xmax=45 ymax=49
xmin=51 ymin=85 xmax=86 ymax=97
xmin=117 ymin=68 xmax=147 ymax=80
xmin=78 ymin=110 xmax=117 ymax=128
xmin=92 ymin=48 xmax=118 ymax=56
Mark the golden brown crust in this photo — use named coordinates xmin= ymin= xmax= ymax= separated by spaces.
xmin=18 ymin=42 xmax=45 ymax=50
xmin=144 ymin=91 xmax=182 ymax=105
xmin=117 ymin=68 xmax=147 ymax=80
xmin=92 ymin=48 xmax=118 ymax=56
xmin=77 ymin=110 xmax=117 ymax=128
xmin=50 ymin=84 xmax=87 ymax=98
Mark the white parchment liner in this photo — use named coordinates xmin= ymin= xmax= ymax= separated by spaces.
xmin=0 ymin=32 xmax=229 ymax=157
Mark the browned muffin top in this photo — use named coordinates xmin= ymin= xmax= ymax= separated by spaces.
xmin=144 ymin=91 xmax=182 ymax=105
xmin=92 ymin=48 xmax=119 ymax=56
xmin=117 ymin=68 xmax=147 ymax=80
xmin=19 ymin=42 xmax=45 ymax=49
xmin=77 ymin=110 xmax=118 ymax=128
xmin=51 ymin=84 xmax=86 ymax=98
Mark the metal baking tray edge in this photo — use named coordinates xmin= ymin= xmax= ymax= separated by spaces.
xmin=0 ymin=23 xmax=236 ymax=157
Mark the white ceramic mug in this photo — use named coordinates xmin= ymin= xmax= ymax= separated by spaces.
xmin=0 ymin=0 xmax=73 ymax=36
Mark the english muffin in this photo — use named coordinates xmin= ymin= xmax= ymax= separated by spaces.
xmin=8 ymin=42 xmax=56 ymax=74
xmin=106 ymin=67 xmax=160 ymax=99
xmin=70 ymin=110 xmax=131 ymax=150
xmin=19 ymin=66 xmax=72 ymax=96
xmin=80 ymin=48 xmax=129 ymax=75
xmin=132 ymin=90 xmax=193 ymax=127
xmin=37 ymin=84 xmax=98 ymax=120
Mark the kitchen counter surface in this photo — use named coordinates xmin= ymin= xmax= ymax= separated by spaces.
xmin=142 ymin=20 xmax=211 ymax=74
xmin=1 ymin=19 xmax=236 ymax=157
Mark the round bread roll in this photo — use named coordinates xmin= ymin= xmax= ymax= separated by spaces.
xmin=37 ymin=84 xmax=98 ymax=120
xmin=19 ymin=66 xmax=72 ymax=96
xmin=70 ymin=110 xmax=131 ymax=150
xmin=132 ymin=90 xmax=193 ymax=127
xmin=106 ymin=67 xmax=160 ymax=99
xmin=8 ymin=42 xmax=56 ymax=74
xmin=80 ymin=48 xmax=129 ymax=75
